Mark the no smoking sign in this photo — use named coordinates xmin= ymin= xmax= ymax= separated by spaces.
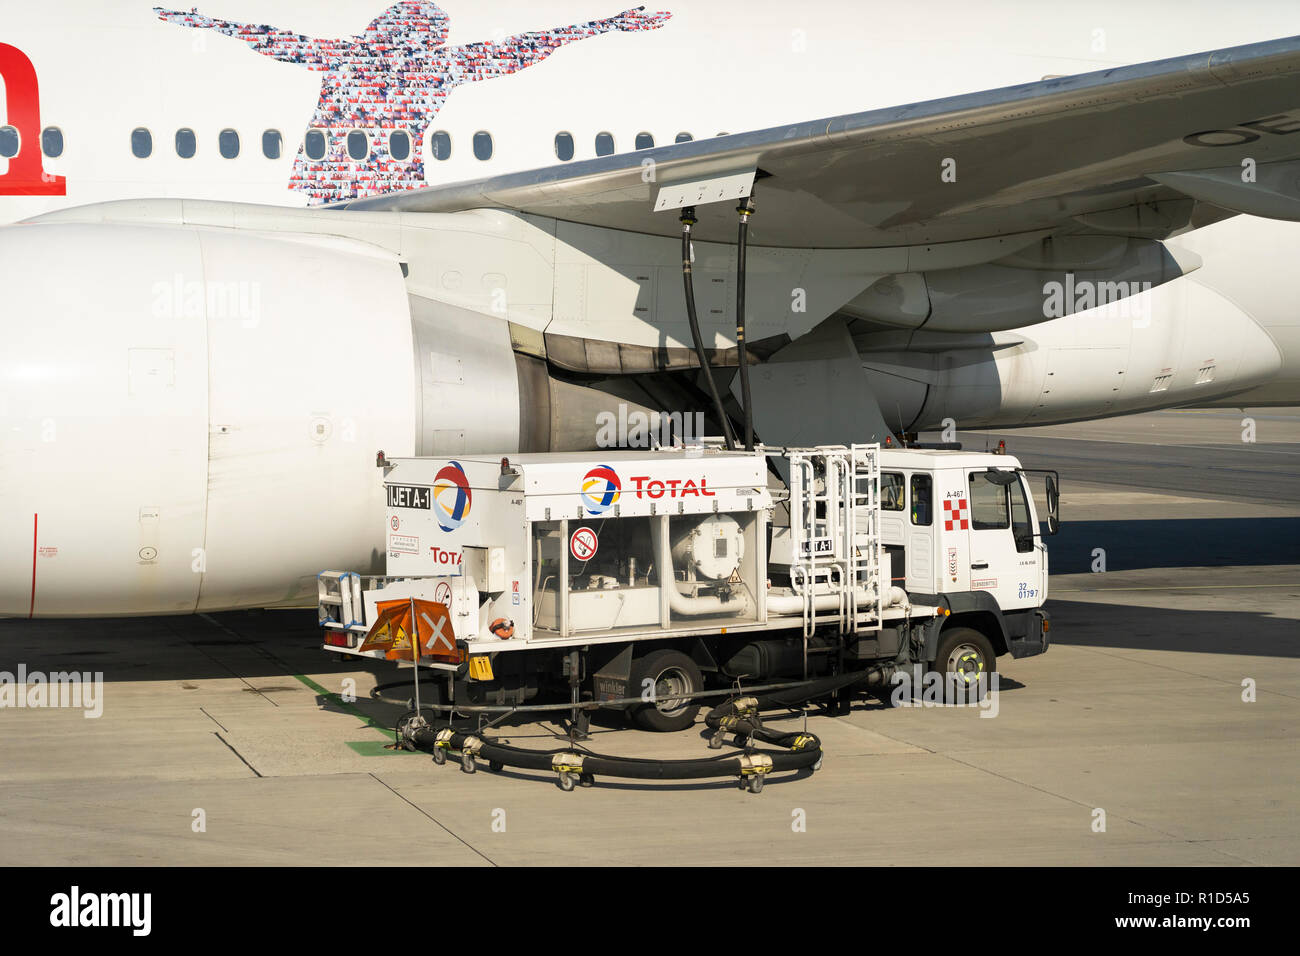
xmin=570 ymin=527 xmax=598 ymax=561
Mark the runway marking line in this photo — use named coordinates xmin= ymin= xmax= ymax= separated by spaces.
xmin=347 ymin=740 xmax=421 ymax=756
xmin=195 ymin=613 xmax=394 ymax=748
xmin=289 ymin=672 xmax=392 ymax=741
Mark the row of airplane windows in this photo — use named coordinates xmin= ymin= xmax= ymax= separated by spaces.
xmin=0 ymin=126 xmax=718 ymax=163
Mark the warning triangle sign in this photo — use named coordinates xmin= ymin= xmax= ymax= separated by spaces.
xmin=359 ymin=599 xmax=457 ymax=663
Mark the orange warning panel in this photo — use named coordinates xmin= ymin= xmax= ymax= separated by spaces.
xmin=360 ymin=599 xmax=458 ymax=663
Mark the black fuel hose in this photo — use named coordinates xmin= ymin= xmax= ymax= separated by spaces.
xmin=406 ymin=723 xmax=820 ymax=779
xmin=680 ymin=206 xmax=738 ymax=449
xmin=735 ymin=194 xmax=755 ymax=449
xmin=705 ymin=667 xmax=884 ymax=742
xmin=391 ymin=667 xmax=894 ymax=788
xmin=368 ymin=671 xmax=878 ymax=716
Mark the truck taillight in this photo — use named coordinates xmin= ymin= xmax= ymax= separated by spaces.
xmin=323 ymin=631 xmax=353 ymax=648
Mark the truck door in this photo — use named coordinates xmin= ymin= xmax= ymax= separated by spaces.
xmin=966 ymin=469 xmax=1042 ymax=610
xmin=936 ymin=470 xmax=970 ymax=594
xmin=878 ymin=470 xmax=907 ymax=590
xmin=906 ymin=471 xmax=934 ymax=593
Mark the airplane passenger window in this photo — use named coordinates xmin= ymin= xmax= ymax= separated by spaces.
xmin=304 ymin=129 xmax=327 ymax=160
xmin=635 ymin=132 xmax=654 ymax=150
xmin=175 ymin=128 xmax=197 ymax=159
xmin=473 ymin=131 xmax=493 ymax=160
xmin=41 ymin=127 xmax=63 ymax=158
xmin=218 ymin=128 xmax=239 ymax=159
xmin=262 ymin=129 xmax=281 ymax=159
xmin=346 ymin=130 xmax=369 ymax=161
xmin=430 ymin=130 xmax=451 ymax=160
xmin=131 ymin=127 xmax=152 ymax=158
xmin=0 ymin=126 xmax=18 ymax=159
xmin=388 ymin=130 xmax=410 ymax=161
xmin=554 ymin=131 xmax=574 ymax=161
xmin=674 ymin=132 xmax=693 ymax=143
xmin=594 ymin=132 xmax=614 ymax=156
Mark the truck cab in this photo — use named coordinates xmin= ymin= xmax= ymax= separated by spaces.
xmin=878 ymin=447 xmax=1053 ymax=662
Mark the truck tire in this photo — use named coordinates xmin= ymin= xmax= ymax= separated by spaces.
xmin=930 ymin=627 xmax=996 ymax=704
xmin=629 ymin=649 xmax=703 ymax=732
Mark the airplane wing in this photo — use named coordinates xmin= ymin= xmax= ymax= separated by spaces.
xmin=341 ymin=35 xmax=1300 ymax=247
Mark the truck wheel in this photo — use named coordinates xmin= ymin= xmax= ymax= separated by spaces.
xmin=931 ymin=627 xmax=996 ymax=704
xmin=629 ymin=649 xmax=703 ymax=732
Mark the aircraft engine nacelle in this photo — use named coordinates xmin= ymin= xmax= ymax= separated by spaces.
xmin=844 ymin=235 xmax=1199 ymax=333
xmin=858 ymin=271 xmax=1283 ymax=432
xmin=0 ymin=221 xmax=583 ymax=616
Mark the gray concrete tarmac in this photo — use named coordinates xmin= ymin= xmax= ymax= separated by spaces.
xmin=1 ymin=409 xmax=1295 ymax=865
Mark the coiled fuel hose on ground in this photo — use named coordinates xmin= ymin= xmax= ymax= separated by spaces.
xmin=392 ymin=667 xmax=888 ymax=793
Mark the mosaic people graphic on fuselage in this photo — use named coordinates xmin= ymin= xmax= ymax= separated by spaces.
xmin=155 ymin=3 xmax=671 ymax=204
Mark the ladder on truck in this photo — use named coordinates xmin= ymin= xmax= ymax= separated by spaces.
xmin=847 ymin=444 xmax=884 ymax=633
xmin=318 ymin=571 xmax=367 ymax=637
xmin=317 ymin=572 xmax=443 ymax=644
xmin=786 ymin=444 xmax=883 ymax=641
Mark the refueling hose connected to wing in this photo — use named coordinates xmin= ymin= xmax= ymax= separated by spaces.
xmin=681 ymin=206 xmax=739 ymax=450
xmin=735 ymin=192 xmax=756 ymax=450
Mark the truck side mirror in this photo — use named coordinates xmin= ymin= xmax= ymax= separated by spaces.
xmin=1045 ymin=474 xmax=1059 ymax=535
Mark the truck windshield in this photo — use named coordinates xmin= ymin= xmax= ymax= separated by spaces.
xmin=968 ymin=472 xmax=1010 ymax=529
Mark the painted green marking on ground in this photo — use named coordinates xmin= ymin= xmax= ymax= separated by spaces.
xmin=346 ymin=740 xmax=420 ymax=757
xmin=291 ymin=672 xmax=392 ymax=739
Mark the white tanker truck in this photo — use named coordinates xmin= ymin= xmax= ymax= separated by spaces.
xmin=319 ymin=442 xmax=1057 ymax=731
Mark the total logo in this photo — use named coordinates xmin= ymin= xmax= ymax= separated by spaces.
xmin=428 ymin=546 xmax=463 ymax=570
xmin=433 ymin=460 xmax=471 ymax=532
xmin=581 ymin=465 xmax=622 ymax=514
xmin=630 ymin=475 xmax=715 ymax=498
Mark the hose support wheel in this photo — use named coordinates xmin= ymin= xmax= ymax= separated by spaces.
xmin=552 ymin=752 xmax=586 ymax=774
xmin=739 ymin=753 xmax=774 ymax=776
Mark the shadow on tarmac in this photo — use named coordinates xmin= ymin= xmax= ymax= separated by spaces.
xmin=1045 ymin=598 xmax=1300 ymax=658
xmin=1048 ymin=517 xmax=1300 ymax=572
